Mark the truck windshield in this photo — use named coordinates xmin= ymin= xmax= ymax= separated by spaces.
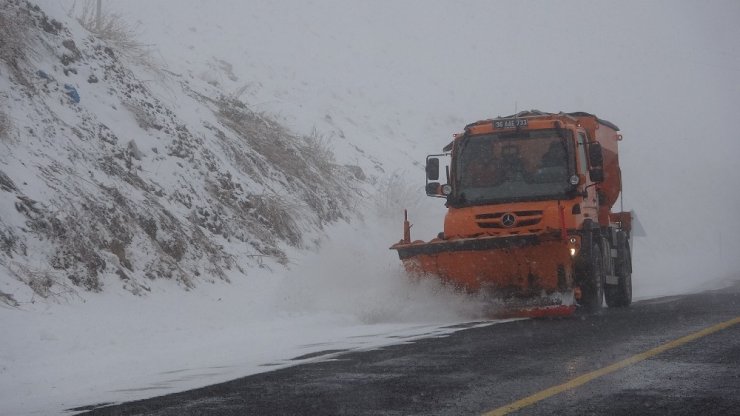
xmin=452 ymin=129 xmax=574 ymax=206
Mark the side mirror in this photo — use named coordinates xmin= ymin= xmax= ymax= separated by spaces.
xmin=426 ymin=182 xmax=441 ymax=196
xmin=588 ymin=142 xmax=604 ymax=168
xmin=589 ymin=167 xmax=605 ymax=183
xmin=426 ymin=157 xmax=440 ymax=181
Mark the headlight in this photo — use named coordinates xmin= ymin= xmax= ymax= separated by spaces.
xmin=441 ymin=184 xmax=452 ymax=195
xmin=570 ymin=248 xmax=577 ymax=257
xmin=569 ymin=175 xmax=580 ymax=185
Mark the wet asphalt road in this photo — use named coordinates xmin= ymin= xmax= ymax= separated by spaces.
xmin=78 ymin=282 xmax=740 ymax=416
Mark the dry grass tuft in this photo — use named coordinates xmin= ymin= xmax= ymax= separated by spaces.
xmin=0 ymin=4 xmax=34 ymax=87
xmin=251 ymin=193 xmax=302 ymax=247
xmin=303 ymin=127 xmax=336 ymax=176
xmin=74 ymin=1 xmax=155 ymax=69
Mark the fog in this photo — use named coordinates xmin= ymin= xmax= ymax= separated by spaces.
xmin=3 ymin=2 xmax=740 ymax=412
xmin=102 ymin=0 xmax=740 ymax=297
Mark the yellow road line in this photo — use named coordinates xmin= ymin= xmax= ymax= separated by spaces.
xmin=483 ymin=316 xmax=740 ymax=416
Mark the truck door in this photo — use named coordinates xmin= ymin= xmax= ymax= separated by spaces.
xmin=577 ymin=131 xmax=598 ymax=217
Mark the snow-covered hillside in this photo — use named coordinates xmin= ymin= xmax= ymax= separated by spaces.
xmin=0 ymin=0 xmax=368 ymax=303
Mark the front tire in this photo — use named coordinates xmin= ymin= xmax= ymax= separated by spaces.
xmin=578 ymin=243 xmax=605 ymax=312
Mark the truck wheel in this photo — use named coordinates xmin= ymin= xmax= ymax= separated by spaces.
xmin=605 ymin=245 xmax=632 ymax=307
xmin=579 ymin=243 xmax=604 ymax=312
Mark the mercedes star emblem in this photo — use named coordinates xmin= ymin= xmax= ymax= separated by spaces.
xmin=501 ymin=213 xmax=516 ymax=227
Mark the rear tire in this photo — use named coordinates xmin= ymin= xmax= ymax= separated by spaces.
xmin=578 ymin=243 xmax=605 ymax=312
xmin=605 ymin=243 xmax=632 ymax=307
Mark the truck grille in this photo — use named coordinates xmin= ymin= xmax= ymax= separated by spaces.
xmin=475 ymin=210 xmax=543 ymax=228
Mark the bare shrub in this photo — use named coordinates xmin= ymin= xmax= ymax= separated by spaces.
xmin=16 ymin=190 xmax=117 ymax=293
xmin=73 ymin=1 xmax=154 ymax=68
xmin=0 ymin=4 xmax=34 ymax=87
xmin=251 ymin=193 xmax=302 ymax=247
xmin=216 ymin=96 xmax=325 ymax=181
xmin=303 ymin=127 xmax=336 ymax=176
xmin=50 ymin=238 xmax=105 ymax=292
xmin=212 ymin=95 xmax=364 ymax=257
xmin=7 ymin=263 xmax=81 ymax=302
xmin=0 ymin=6 xmax=28 ymax=60
xmin=374 ymin=172 xmax=423 ymax=218
xmin=28 ymin=273 xmax=54 ymax=297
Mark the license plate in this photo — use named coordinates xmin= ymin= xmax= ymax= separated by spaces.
xmin=494 ymin=119 xmax=528 ymax=129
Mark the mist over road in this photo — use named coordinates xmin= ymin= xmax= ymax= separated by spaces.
xmin=79 ymin=282 xmax=740 ymax=416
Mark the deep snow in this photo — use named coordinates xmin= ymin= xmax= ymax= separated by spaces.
xmin=2 ymin=208 xmax=501 ymax=415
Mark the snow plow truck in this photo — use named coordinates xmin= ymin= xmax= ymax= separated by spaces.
xmin=391 ymin=110 xmax=633 ymax=316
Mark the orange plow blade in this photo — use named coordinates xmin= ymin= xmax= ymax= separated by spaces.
xmin=391 ymin=234 xmax=577 ymax=318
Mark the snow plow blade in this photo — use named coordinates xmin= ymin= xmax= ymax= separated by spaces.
xmin=391 ymin=234 xmax=577 ymax=318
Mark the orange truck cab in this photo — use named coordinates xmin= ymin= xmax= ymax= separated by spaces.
xmin=391 ymin=110 xmax=633 ymax=313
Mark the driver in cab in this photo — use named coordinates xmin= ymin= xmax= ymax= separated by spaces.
xmin=460 ymin=143 xmax=498 ymax=188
